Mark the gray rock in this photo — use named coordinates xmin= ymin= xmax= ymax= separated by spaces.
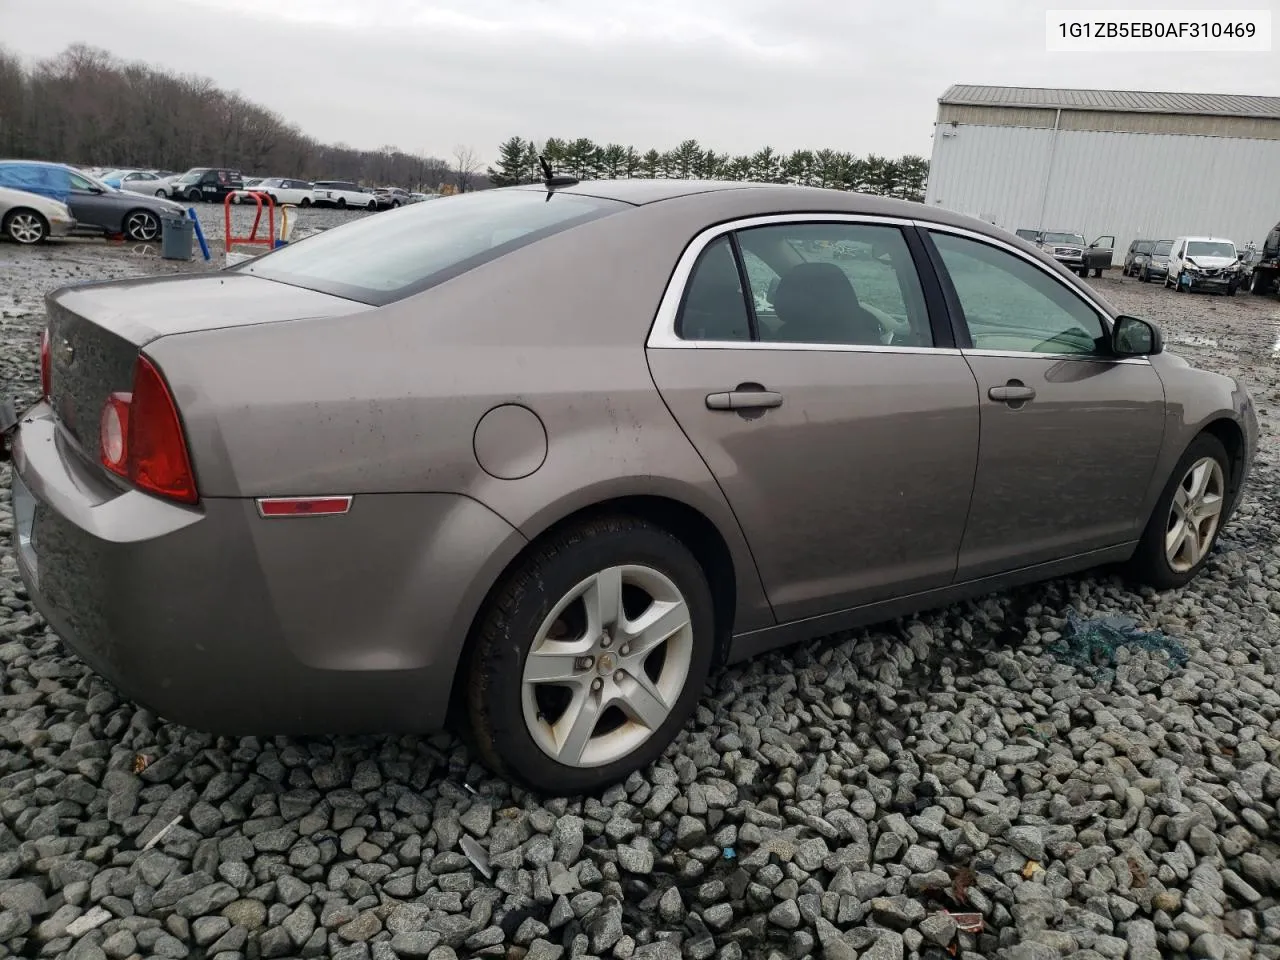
xmin=390 ymin=931 xmax=442 ymax=958
xmin=1006 ymin=825 xmax=1045 ymax=862
xmin=919 ymin=912 xmax=956 ymax=946
xmin=768 ymin=899 xmax=801 ymax=929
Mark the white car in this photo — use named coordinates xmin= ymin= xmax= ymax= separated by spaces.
xmin=313 ymin=180 xmax=379 ymax=210
xmin=1165 ymin=236 xmax=1243 ymax=295
xmin=0 ymin=186 xmax=77 ymax=244
xmin=100 ymin=169 xmax=179 ymax=198
xmin=249 ymin=178 xmax=317 ymax=207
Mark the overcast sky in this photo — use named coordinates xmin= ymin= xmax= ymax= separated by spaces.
xmin=2 ymin=0 xmax=1278 ymax=163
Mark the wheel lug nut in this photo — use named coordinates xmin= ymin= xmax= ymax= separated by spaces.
xmin=591 ymin=678 xmax=603 ymax=691
xmin=577 ymin=656 xmax=594 ymax=670
xmin=614 ymin=671 xmax=624 ymax=682
xmin=600 ymin=636 xmax=612 ymax=648
xmin=620 ymin=645 xmax=630 ymax=656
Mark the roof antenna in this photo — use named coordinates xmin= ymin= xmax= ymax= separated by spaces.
xmin=538 ymin=154 xmax=579 ymax=193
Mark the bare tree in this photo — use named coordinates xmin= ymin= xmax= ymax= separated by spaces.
xmin=452 ymin=144 xmax=480 ymax=193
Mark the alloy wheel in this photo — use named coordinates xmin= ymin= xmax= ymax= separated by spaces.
xmin=6 ymin=212 xmax=45 ymax=244
xmin=521 ymin=564 xmax=694 ymax=768
xmin=126 ymin=212 xmax=160 ymax=242
xmin=1166 ymin=456 xmax=1225 ymax=573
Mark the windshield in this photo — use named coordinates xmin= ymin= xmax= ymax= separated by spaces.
xmin=241 ymin=188 xmax=627 ymax=306
xmin=1153 ymin=241 xmax=1173 ymax=256
xmin=1042 ymin=232 xmax=1085 ymax=245
xmin=1187 ymin=240 xmax=1236 ymax=259
xmin=176 ymin=169 xmax=207 ymax=184
xmin=99 ymin=169 xmax=129 ymax=180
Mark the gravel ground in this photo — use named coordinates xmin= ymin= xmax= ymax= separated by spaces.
xmin=1 ymin=248 xmax=1280 ymax=960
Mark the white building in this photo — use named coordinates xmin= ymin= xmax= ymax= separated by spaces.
xmin=924 ymin=85 xmax=1280 ymax=262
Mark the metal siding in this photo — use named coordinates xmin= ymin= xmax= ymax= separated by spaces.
xmin=940 ymin=84 xmax=1280 ymax=119
xmin=926 ymin=125 xmax=1280 ymax=259
xmin=937 ymin=103 xmax=1280 ymax=141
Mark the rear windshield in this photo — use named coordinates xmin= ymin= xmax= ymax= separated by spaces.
xmin=1153 ymin=241 xmax=1173 ymax=255
xmin=1187 ymin=240 xmax=1236 ymax=258
xmin=240 ymin=188 xmax=627 ymax=305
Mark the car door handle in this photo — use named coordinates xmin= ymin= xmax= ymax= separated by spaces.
xmin=706 ymin=389 xmax=784 ymax=411
xmin=988 ymin=382 xmax=1036 ymax=403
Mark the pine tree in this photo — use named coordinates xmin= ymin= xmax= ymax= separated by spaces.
xmin=640 ymin=149 xmax=661 ymax=179
xmin=487 ymin=136 xmax=528 ymax=186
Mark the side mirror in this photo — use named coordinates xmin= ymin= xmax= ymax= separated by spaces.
xmin=1113 ymin=315 xmax=1162 ymax=357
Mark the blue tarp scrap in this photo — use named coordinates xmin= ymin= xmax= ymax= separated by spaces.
xmin=1048 ymin=609 xmax=1188 ymax=678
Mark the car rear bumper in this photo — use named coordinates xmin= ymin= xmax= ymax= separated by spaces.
xmin=10 ymin=403 xmax=524 ymax=735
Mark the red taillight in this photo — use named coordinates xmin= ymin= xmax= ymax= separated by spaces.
xmin=40 ymin=328 xmax=51 ymax=399
xmin=99 ymin=355 xmax=198 ymax=504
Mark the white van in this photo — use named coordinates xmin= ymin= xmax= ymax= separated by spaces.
xmin=1165 ymin=236 xmax=1243 ymax=294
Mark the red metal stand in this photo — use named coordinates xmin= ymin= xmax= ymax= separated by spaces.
xmin=224 ymin=191 xmax=277 ymax=256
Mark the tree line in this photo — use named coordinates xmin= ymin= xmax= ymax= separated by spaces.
xmin=0 ymin=44 xmax=929 ymax=199
xmin=0 ymin=44 xmax=462 ymax=190
xmin=487 ymin=136 xmax=929 ymax=200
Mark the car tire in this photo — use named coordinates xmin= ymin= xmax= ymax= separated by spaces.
xmin=300 ymin=198 xmax=312 ymax=208
xmin=154 ymin=189 xmax=167 ymax=198
xmin=124 ymin=210 xmax=161 ymax=242
xmin=336 ymin=198 xmax=346 ymax=209
xmin=1140 ymin=268 xmax=1149 ymax=283
xmin=466 ymin=515 xmax=715 ymax=794
xmin=3 ymin=208 xmax=48 ymax=244
xmin=185 ymin=188 xmax=201 ymax=202
xmin=1093 ymin=268 xmax=1103 ymax=277
xmin=1124 ymin=433 xmax=1231 ymax=590
xmin=367 ymin=199 xmax=378 ymax=210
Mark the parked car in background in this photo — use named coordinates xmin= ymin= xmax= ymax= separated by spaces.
xmin=0 ymin=180 xmax=1257 ymax=792
xmin=1123 ymin=239 xmax=1156 ymax=276
xmin=171 ymin=167 xmax=244 ymax=202
xmin=373 ymin=187 xmax=415 ymax=209
xmin=1136 ymin=240 xmax=1174 ymax=283
xmin=1250 ymin=221 xmax=1280 ymax=296
xmin=408 ymin=192 xmax=434 ymax=202
xmin=314 ymin=180 xmax=378 ymax=210
xmin=1038 ymin=230 xmax=1115 ymax=277
xmin=0 ymin=185 xmax=77 ymax=244
xmin=249 ymin=178 xmax=317 ymax=207
xmin=1015 ymin=228 xmax=1041 ymax=243
xmin=1165 ymin=237 xmax=1242 ymax=294
xmin=0 ymin=161 xmax=185 ymax=242
xmin=100 ymin=169 xmax=179 ymax=197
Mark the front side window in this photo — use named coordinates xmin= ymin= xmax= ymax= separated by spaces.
xmin=737 ymin=223 xmax=932 ymax=347
xmin=930 ymin=231 xmax=1107 ymax=356
xmin=243 ymin=188 xmax=626 ymax=305
xmin=68 ymin=172 xmax=95 ymax=191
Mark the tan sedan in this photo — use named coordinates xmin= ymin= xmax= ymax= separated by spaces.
xmin=0 ymin=186 xmax=76 ymax=244
xmin=3 ymin=179 xmax=1257 ymax=792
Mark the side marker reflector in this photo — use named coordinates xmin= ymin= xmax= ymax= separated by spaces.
xmin=256 ymin=496 xmax=352 ymax=518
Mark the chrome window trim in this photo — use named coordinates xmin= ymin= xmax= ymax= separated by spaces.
xmin=646 ymin=213 xmax=921 ymax=351
xmin=645 ymin=211 xmax=1151 ymax=367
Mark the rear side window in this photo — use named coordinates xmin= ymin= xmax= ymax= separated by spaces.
xmin=242 ymin=189 xmax=626 ymax=305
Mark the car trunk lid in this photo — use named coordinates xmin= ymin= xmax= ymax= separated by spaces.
xmin=45 ymin=273 xmax=370 ymax=455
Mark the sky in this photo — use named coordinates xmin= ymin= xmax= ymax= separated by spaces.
xmin=1 ymin=0 xmax=1278 ymax=164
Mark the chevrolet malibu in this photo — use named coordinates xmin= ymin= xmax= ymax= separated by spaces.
xmin=2 ymin=180 xmax=1257 ymax=793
